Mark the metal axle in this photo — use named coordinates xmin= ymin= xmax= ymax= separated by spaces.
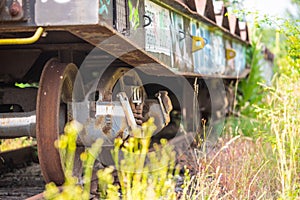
xmin=0 ymin=111 xmax=36 ymax=138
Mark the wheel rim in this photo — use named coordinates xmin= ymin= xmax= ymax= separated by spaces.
xmin=36 ymin=58 xmax=82 ymax=185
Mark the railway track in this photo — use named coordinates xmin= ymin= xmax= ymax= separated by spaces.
xmin=0 ymin=145 xmax=38 ymax=173
xmin=0 ymin=146 xmax=45 ymax=200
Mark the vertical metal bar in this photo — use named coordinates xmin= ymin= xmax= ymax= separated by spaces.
xmin=117 ymin=92 xmax=137 ymax=130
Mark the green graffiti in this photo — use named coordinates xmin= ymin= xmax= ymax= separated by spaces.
xmin=15 ymin=82 xmax=39 ymax=89
xmin=129 ymin=0 xmax=140 ymax=30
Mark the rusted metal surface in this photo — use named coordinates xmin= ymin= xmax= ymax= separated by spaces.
xmin=69 ymin=22 xmax=248 ymax=78
xmin=0 ymin=0 xmax=25 ymax=22
xmin=76 ymin=101 xmax=129 ymax=146
xmin=132 ymin=0 xmax=248 ymax=77
xmin=74 ymin=68 xmax=149 ymax=145
xmin=0 ymin=0 xmax=250 ymax=78
xmin=151 ymin=0 xmax=247 ymax=43
xmin=130 ymin=0 xmax=248 ymax=77
xmin=2 ymin=87 xmax=37 ymax=112
xmin=36 ymin=58 xmax=80 ymax=185
xmin=69 ymin=25 xmax=155 ymax=66
xmin=0 ymin=111 xmax=36 ymax=138
xmin=0 ymin=49 xmax=41 ymax=81
xmin=0 ymin=0 xmax=250 ymax=44
xmin=9 ymin=1 xmax=22 ymax=17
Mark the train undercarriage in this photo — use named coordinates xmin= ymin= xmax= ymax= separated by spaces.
xmin=0 ymin=0 xmax=250 ymax=185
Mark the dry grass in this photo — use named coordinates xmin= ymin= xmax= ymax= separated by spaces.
xmin=181 ymin=135 xmax=279 ymax=200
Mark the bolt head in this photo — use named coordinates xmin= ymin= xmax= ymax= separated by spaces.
xmin=9 ymin=2 xmax=21 ymax=17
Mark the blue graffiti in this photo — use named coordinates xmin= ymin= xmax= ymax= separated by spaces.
xmin=99 ymin=0 xmax=111 ymax=15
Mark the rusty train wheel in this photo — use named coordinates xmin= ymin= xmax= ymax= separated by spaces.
xmin=36 ymin=58 xmax=83 ymax=185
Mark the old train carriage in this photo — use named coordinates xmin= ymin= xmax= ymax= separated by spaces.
xmin=0 ymin=0 xmax=250 ymax=184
